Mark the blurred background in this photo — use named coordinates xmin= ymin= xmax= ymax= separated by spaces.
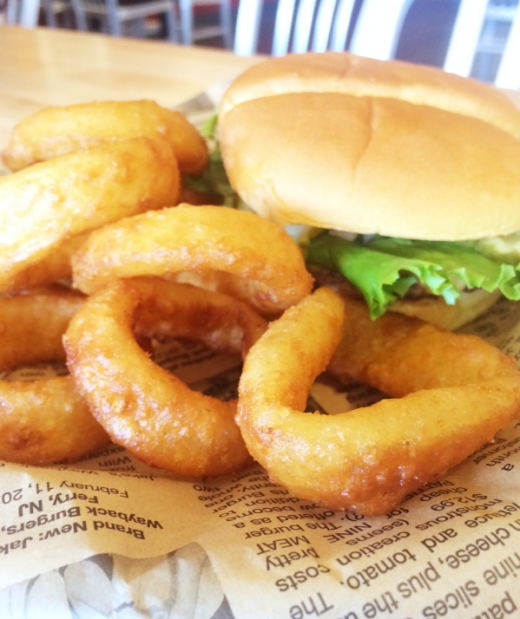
xmin=2 ymin=0 xmax=519 ymax=84
xmin=196 ymin=0 xmax=460 ymax=64
xmin=194 ymin=0 xmax=517 ymax=83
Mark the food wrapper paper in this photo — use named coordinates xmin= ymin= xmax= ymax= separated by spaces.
xmin=2 ymin=88 xmax=520 ymax=619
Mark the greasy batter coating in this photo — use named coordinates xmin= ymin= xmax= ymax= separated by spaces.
xmin=71 ymin=205 xmax=314 ymax=315
xmin=2 ymin=99 xmax=208 ymax=175
xmin=64 ymin=277 xmax=268 ymax=478
xmin=5 ymin=234 xmax=88 ymax=293
xmin=0 ymin=137 xmax=179 ymax=294
xmin=327 ymin=299 xmax=519 ymax=395
xmin=0 ymin=287 xmax=109 ymax=465
xmin=237 ymin=288 xmax=520 ymax=516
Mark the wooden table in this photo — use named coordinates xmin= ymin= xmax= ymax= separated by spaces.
xmin=0 ymin=25 xmax=262 ymax=152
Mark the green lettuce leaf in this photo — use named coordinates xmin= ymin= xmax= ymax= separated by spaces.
xmin=306 ymin=233 xmax=520 ymax=319
xmin=183 ymin=113 xmax=239 ymax=208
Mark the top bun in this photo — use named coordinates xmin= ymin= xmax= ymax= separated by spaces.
xmin=218 ymin=52 xmax=520 ymax=241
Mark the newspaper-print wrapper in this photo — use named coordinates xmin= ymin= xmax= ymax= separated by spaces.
xmin=2 ymin=89 xmax=520 ymax=619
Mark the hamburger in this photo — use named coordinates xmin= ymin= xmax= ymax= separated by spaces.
xmin=215 ymin=52 xmax=520 ymax=330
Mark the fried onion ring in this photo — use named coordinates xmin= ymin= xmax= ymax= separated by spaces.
xmin=5 ymin=234 xmax=89 ymax=293
xmin=2 ymin=100 xmax=208 ymax=175
xmin=0 ymin=287 xmax=109 ymax=465
xmin=64 ymin=277 xmax=268 ymax=477
xmin=237 ymin=288 xmax=520 ymax=515
xmin=0 ymin=137 xmax=179 ymax=293
xmin=71 ymin=205 xmax=314 ymax=315
xmin=327 ymin=297 xmax=520 ymax=395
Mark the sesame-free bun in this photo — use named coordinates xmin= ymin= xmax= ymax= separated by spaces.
xmin=218 ymin=52 xmax=520 ymax=241
xmin=219 ymin=51 xmax=520 ymax=137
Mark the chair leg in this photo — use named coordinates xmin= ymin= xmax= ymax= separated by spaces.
xmin=7 ymin=0 xmax=20 ymax=25
xmin=164 ymin=4 xmax=178 ymax=43
xmin=108 ymin=14 xmax=122 ymax=35
xmin=128 ymin=15 xmax=147 ymax=37
xmin=220 ymin=0 xmax=233 ymax=49
xmin=178 ymin=0 xmax=192 ymax=44
xmin=62 ymin=6 xmax=74 ymax=28
xmin=18 ymin=0 xmax=41 ymax=27
xmin=70 ymin=0 xmax=88 ymax=30
xmin=105 ymin=0 xmax=122 ymax=35
xmin=42 ymin=0 xmax=58 ymax=27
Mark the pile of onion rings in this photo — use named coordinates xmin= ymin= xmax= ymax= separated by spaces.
xmin=64 ymin=277 xmax=267 ymax=477
xmin=0 ymin=94 xmax=312 ymax=471
xmin=237 ymin=288 xmax=520 ymax=515
xmin=2 ymin=96 xmax=520 ymax=518
xmin=0 ymin=287 xmax=109 ymax=465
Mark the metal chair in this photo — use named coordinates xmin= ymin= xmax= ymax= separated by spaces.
xmin=179 ymin=0 xmax=233 ymax=48
xmin=444 ymin=0 xmax=520 ymax=87
xmin=234 ymin=0 xmax=358 ymax=56
xmin=69 ymin=0 xmax=232 ymax=45
xmin=347 ymin=0 xmax=412 ymax=59
xmin=233 ymin=0 xmax=520 ymax=87
xmin=70 ymin=0 xmax=179 ymax=41
xmin=496 ymin=2 xmax=520 ymax=88
xmin=6 ymin=0 xmax=72 ymax=26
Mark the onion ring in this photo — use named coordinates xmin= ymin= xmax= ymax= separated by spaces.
xmin=71 ymin=205 xmax=314 ymax=315
xmin=0 ymin=287 xmax=109 ymax=465
xmin=5 ymin=234 xmax=88 ymax=293
xmin=0 ymin=136 xmax=179 ymax=294
xmin=327 ymin=297 xmax=520 ymax=395
xmin=237 ymin=288 xmax=520 ymax=515
xmin=64 ymin=277 xmax=268 ymax=477
xmin=2 ymin=100 xmax=208 ymax=175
